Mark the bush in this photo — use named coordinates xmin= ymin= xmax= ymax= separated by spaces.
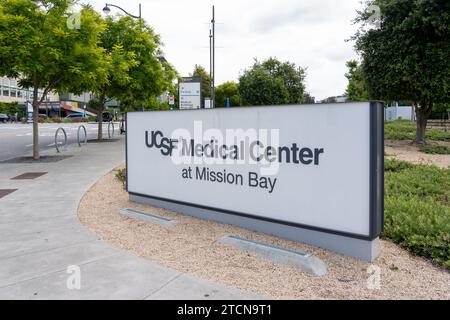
xmin=420 ymin=146 xmax=450 ymax=155
xmin=384 ymin=196 xmax=450 ymax=269
xmin=0 ymin=101 xmax=20 ymax=115
xmin=52 ymin=117 xmax=62 ymax=123
xmin=115 ymin=168 xmax=126 ymax=189
xmin=384 ymin=158 xmax=414 ymax=172
xmin=385 ymin=120 xmax=450 ymax=141
xmin=384 ymin=159 xmax=450 ymax=269
xmin=385 ymin=162 xmax=449 ymax=203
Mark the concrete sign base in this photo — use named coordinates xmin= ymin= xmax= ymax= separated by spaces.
xmin=130 ymin=194 xmax=380 ymax=262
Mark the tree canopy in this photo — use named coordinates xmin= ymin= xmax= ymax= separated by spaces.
xmin=0 ymin=0 xmax=178 ymax=151
xmin=0 ymin=0 xmax=108 ymax=158
xmin=238 ymin=57 xmax=306 ymax=106
xmin=0 ymin=0 xmax=107 ymax=95
xmin=94 ymin=15 xmax=176 ymax=138
xmin=101 ymin=17 xmax=176 ymax=110
xmin=345 ymin=60 xmax=370 ymax=102
xmin=215 ymin=82 xmax=240 ymax=107
xmin=303 ymin=92 xmax=315 ymax=104
xmin=354 ymin=0 xmax=450 ymax=144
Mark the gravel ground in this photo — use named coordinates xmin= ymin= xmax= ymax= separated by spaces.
xmin=385 ymin=140 xmax=450 ymax=168
xmin=78 ymin=165 xmax=450 ymax=300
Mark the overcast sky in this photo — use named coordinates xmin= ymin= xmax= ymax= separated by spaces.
xmin=87 ymin=0 xmax=364 ymax=100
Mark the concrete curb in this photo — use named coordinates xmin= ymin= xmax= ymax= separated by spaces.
xmin=218 ymin=235 xmax=328 ymax=277
xmin=119 ymin=208 xmax=176 ymax=227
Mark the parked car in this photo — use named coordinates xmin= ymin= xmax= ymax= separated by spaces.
xmin=0 ymin=113 xmax=9 ymax=123
xmin=65 ymin=113 xmax=88 ymax=119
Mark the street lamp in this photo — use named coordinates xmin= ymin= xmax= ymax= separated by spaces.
xmin=103 ymin=3 xmax=143 ymax=111
xmin=102 ymin=3 xmax=141 ymax=19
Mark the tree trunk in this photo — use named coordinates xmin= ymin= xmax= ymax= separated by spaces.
xmin=414 ymin=102 xmax=432 ymax=145
xmin=98 ymin=93 xmax=105 ymax=141
xmin=32 ymin=87 xmax=40 ymax=160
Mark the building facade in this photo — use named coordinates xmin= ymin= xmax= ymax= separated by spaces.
xmin=0 ymin=76 xmax=59 ymax=105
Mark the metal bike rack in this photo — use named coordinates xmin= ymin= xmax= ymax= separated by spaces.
xmin=54 ymin=127 xmax=67 ymax=153
xmin=77 ymin=125 xmax=87 ymax=147
xmin=108 ymin=121 xmax=115 ymax=139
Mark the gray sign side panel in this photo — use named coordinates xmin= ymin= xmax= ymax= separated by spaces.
xmin=369 ymin=101 xmax=385 ymax=239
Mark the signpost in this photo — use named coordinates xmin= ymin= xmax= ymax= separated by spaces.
xmin=169 ymin=95 xmax=175 ymax=110
xmin=179 ymin=77 xmax=201 ymax=110
xmin=204 ymin=98 xmax=212 ymax=109
xmin=126 ymin=102 xmax=384 ymax=261
xmin=27 ymin=102 xmax=33 ymax=123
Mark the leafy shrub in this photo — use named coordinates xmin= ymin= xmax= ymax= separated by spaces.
xmin=385 ymin=162 xmax=449 ymax=203
xmin=384 ymin=158 xmax=414 ymax=172
xmin=384 ymin=159 xmax=450 ymax=269
xmin=52 ymin=117 xmax=62 ymax=123
xmin=115 ymin=168 xmax=126 ymax=189
xmin=385 ymin=120 xmax=450 ymax=141
xmin=420 ymin=146 xmax=450 ymax=155
xmin=0 ymin=101 xmax=20 ymax=115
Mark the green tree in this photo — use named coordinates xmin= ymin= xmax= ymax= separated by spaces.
xmin=0 ymin=101 xmax=20 ymax=115
xmin=0 ymin=0 xmax=107 ymax=159
xmin=215 ymin=82 xmax=240 ymax=107
xmin=354 ymin=0 xmax=450 ymax=144
xmin=303 ymin=92 xmax=315 ymax=104
xmin=432 ymin=103 xmax=450 ymax=119
xmin=95 ymin=16 xmax=176 ymax=139
xmin=261 ymin=57 xmax=306 ymax=104
xmin=345 ymin=60 xmax=370 ymax=102
xmin=191 ymin=65 xmax=211 ymax=107
xmin=238 ymin=58 xmax=306 ymax=106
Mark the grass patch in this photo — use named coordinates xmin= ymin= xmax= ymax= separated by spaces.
xmin=420 ymin=145 xmax=450 ymax=155
xmin=384 ymin=159 xmax=450 ymax=269
xmin=385 ymin=120 xmax=450 ymax=141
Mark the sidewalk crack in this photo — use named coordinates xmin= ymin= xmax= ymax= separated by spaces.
xmin=142 ymin=272 xmax=184 ymax=300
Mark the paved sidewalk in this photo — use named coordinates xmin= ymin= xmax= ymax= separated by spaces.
xmin=0 ymin=137 xmax=259 ymax=299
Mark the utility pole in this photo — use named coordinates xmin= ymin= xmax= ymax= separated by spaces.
xmin=211 ymin=5 xmax=215 ymax=108
xmin=209 ymin=29 xmax=212 ymax=104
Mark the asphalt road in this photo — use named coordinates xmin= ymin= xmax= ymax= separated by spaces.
xmin=0 ymin=122 xmax=119 ymax=161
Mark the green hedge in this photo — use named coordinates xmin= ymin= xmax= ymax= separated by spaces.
xmin=384 ymin=159 xmax=450 ymax=269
